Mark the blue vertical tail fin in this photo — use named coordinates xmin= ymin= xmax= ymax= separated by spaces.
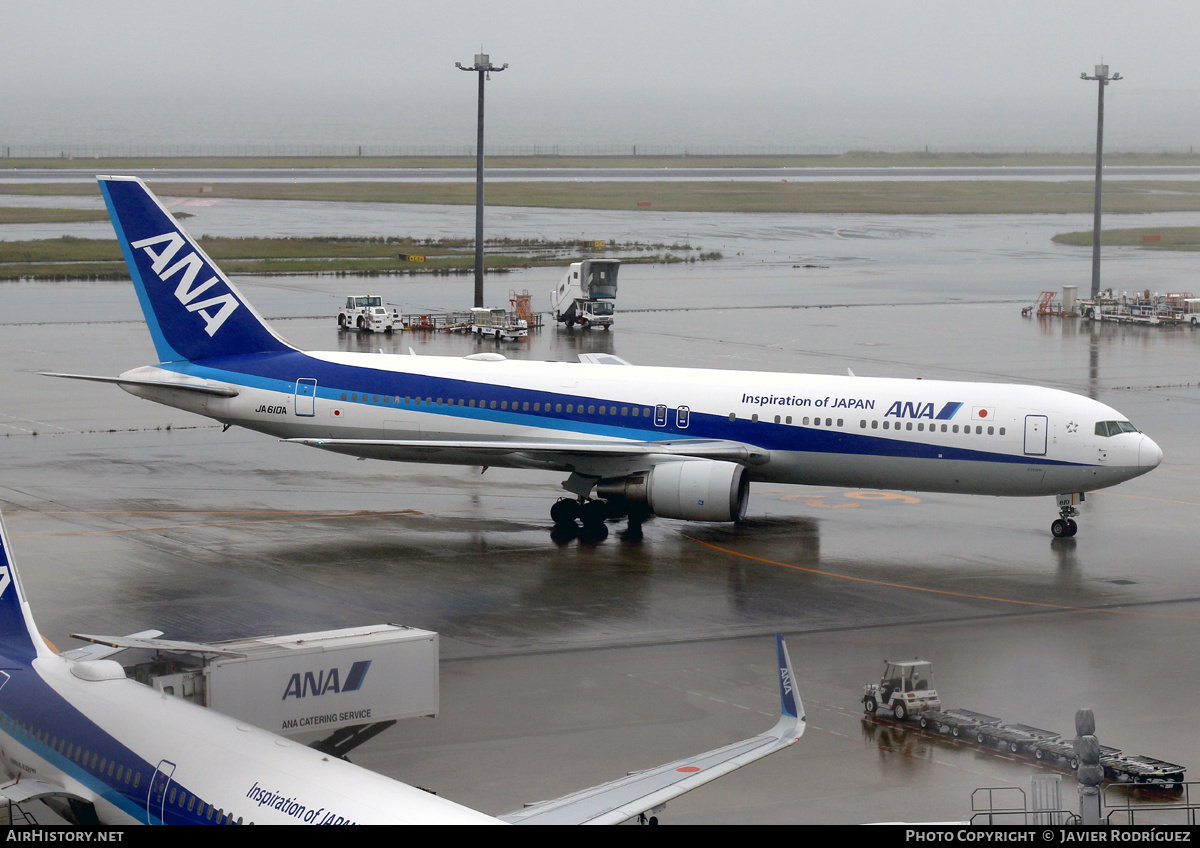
xmin=97 ymin=176 xmax=293 ymax=363
xmin=0 ymin=512 xmax=51 ymax=663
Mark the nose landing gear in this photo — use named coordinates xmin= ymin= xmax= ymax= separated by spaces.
xmin=1051 ymin=493 xmax=1083 ymax=537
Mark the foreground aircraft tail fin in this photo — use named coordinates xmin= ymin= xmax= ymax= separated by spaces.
xmin=0 ymin=512 xmax=52 ymax=663
xmin=97 ymin=176 xmax=293 ymax=363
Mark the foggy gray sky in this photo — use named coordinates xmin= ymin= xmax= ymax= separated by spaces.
xmin=4 ymin=0 xmax=1199 ymax=152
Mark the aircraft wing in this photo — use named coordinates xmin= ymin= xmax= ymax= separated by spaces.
xmin=285 ymin=437 xmax=770 ymax=465
xmin=499 ymin=634 xmax=804 ymax=825
xmin=41 ymin=372 xmax=239 ymax=398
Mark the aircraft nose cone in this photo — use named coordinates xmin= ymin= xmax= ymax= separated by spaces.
xmin=1139 ymin=435 xmax=1163 ymax=469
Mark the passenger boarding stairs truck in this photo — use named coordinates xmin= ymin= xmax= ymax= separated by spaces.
xmin=551 ymin=259 xmax=619 ymax=330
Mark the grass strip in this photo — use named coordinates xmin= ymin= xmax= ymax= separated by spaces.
xmin=4 ymin=179 xmax=1200 ymax=215
xmin=1052 ymin=226 xmax=1200 ymax=250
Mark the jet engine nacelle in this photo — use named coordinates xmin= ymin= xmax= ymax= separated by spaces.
xmin=596 ymin=460 xmax=749 ymax=522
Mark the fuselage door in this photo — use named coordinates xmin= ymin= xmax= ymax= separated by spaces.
xmin=1024 ymin=414 xmax=1048 ymax=456
xmin=295 ymin=378 xmax=317 ymax=417
xmin=146 ymin=759 xmax=177 ymax=824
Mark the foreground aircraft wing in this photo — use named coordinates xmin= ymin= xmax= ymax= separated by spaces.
xmin=286 ymin=437 xmax=770 ymax=465
xmin=41 ymin=372 xmax=239 ymax=398
xmin=499 ymin=634 xmax=804 ymax=825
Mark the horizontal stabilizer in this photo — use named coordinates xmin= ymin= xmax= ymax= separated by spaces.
xmin=69 ymin=632 xmax=247 ymax=658
xmin=0 ymin=778 xmax=82 ymax=806
xmin=60 ymin=629 xmax=164 ymax=662
xmin=41 ymin=372 xmax=239 ymax=398
xmin=577 ymin=353 xmax=633 ymax=366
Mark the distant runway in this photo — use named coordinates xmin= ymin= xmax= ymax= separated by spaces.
xmin=6 ymin=164 xmax=1200 ymax=184
xmin=2 ymin=204 xmax=1199 ymax=823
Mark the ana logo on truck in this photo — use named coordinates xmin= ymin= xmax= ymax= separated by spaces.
xmin=281 ymin=660 xmax=371 ymax=701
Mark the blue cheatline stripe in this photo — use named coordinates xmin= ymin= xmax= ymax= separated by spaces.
xmin=159 ymin=354 xmax=1088 ymax=469
xmin=0 ymin=671 xmax=235 ymax=824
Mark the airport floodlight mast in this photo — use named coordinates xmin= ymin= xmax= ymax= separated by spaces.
xmin=456 ymin=52 xmax=508 ymax=308
xmin=1081 ymin=64 xmax=1121 ymax=300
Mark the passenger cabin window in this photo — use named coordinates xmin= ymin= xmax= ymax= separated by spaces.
xmin=676 ymin=406 xmax=691 ymax=429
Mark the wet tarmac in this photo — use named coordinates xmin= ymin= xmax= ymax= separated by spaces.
xmin=2 ymin=203 xmax=1200 ymax=824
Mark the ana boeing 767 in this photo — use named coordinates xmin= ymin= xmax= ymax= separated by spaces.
xmin=49 ymin=176 xmax=1161 ymax=537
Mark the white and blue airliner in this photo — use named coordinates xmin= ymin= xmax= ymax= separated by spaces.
xmin=51 ymin=176 xmax=1162 ymax=538
xmin=0 ymin=511 xmax=803 ymax=825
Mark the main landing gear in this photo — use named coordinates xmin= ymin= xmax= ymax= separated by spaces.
xmin=550 ymin=497 xmax=651 ymax=541
xmin=1051 ymin=492 xmax=1083 ymax=538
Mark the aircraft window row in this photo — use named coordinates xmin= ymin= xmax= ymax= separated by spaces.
xmin=339 ymin=392 xmax=653 ymax=418
xmin=4 ymin=712 xmax=246 ymax=824
xmin=167 ymin=784 xmax=241 ymax=824
xmin=861 ymin=420 xmax=1006 ymax=436
xmin=3 ymin=712 xmax=143 ymax=791
xmin=1095 ymin=420 xmax=1138 ymax=437
xmin=731 ymin=414 xmax=843 ymax=427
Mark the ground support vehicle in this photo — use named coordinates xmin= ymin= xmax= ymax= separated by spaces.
xmin=551 ymin=259 xmax=619 ymax=330
xmin=338 ymin=295 xmax=398 ymax=333
xmin=973 ymin=723 xmax=1061 ymax=755
xmin=862 ymin=660 xmax=941 ymax=721
xmin=916 ymin=708 xmax=1002 ymax=738
xmin=470 ymin=307 xmax=528 ymax=341
xmin=1102 ymin=754 xmax=1186 ymax=789
xmin=863 ymin=660 xmax=1187 ymax=791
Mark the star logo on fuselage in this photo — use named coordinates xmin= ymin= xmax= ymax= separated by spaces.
xmin=1066 ymin=421 xmax=1079 ymax=434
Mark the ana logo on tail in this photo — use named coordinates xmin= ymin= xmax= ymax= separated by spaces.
xmin=131 ymin=232 xmax=241 ymax=337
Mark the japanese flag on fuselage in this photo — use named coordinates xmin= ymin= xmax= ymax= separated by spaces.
xmin=972 ymin=407 xmax=996 ymax=421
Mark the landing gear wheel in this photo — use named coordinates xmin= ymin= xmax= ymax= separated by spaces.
xmin=1065 ymin=518 xmax=1078 ymax=536
xmin=864 ymin=696 xmax=877 ymax=714
xmin=893 ymin=701 xmax=908 ymax=721
xmin=1051 ymin=518 xmax=1070 ymax=538
xmin=550 ymin=498 xmax=581 ymax=527
xmin=579 ymin=499 xmax=609 ymax=528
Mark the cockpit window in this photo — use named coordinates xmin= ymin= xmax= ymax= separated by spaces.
xmin=1095 ymin=420 xmax=1139 ymax=437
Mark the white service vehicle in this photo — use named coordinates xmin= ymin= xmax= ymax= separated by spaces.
xmin=470 ymin=306 xmax=528 ymax=340
xmin=551 ymin=259 xmax=619 ymax=329
xmin=338 ymin=295 xmax=397 ymax=333
xmin=862 ymin=660 xmax=941 ymax=721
